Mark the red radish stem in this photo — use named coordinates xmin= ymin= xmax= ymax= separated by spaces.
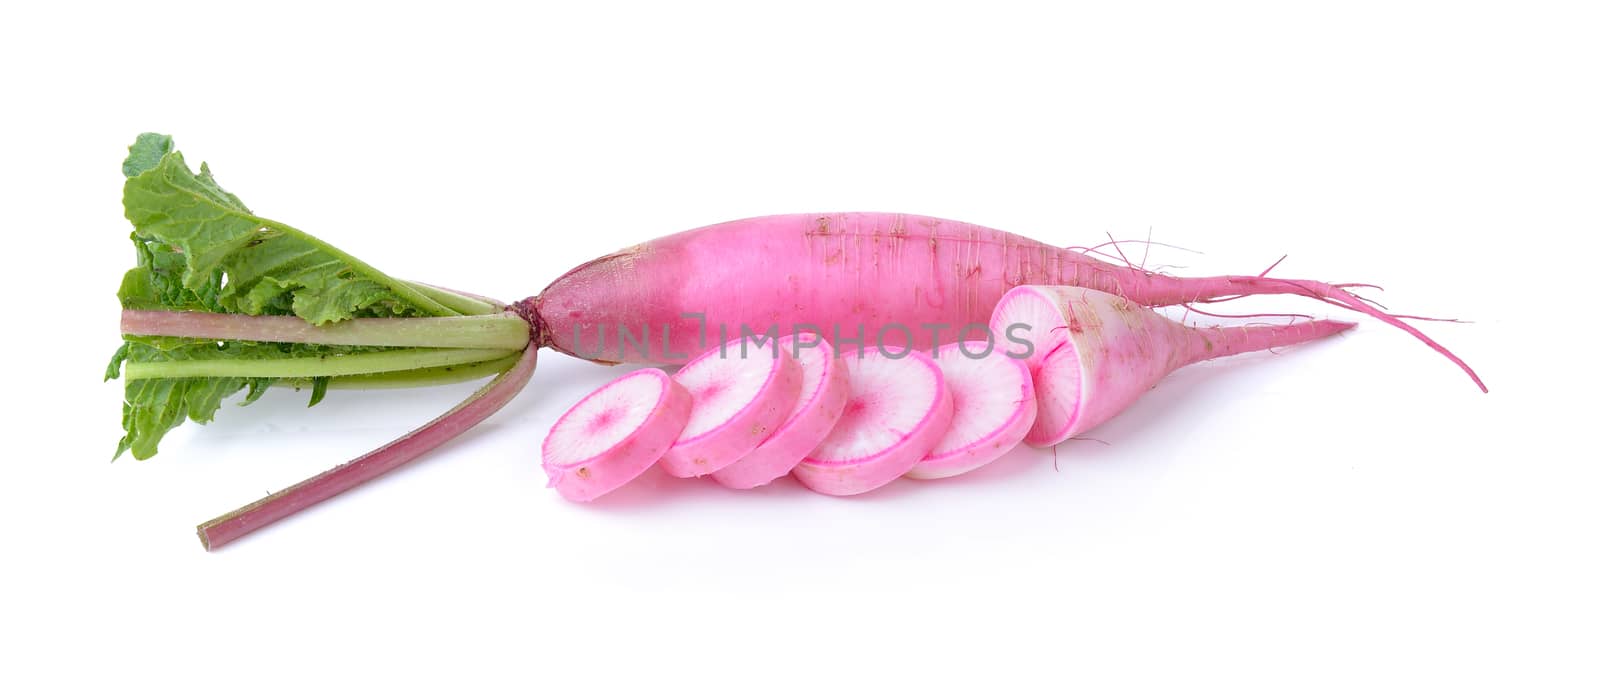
xmin=195 ymin=346 xmax=538 ymax=550
xmin=990 ymin=286 xmax=1355 ymax=447
xmin=659 ymin=336 xmax=804 ymax=477
xmin=713 ymin=335 xmax=850 ymax=489
xmin=542 ymin=368 xmax=692 ymax=502
xmin=905 ymin=341 xmax=1037 ymax=480
xmin=792 ymin=349 xmax=954 ymax=496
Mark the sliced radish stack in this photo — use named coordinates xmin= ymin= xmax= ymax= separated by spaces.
xmin=792 ymin=349 xmax=954 ymax=496
xmin=659 ymin=337 xmax=804 ymax=477
xmin=713 ymin=335 xmax=850 ymax=489
xmin=904 ymin=341 xmax=1037 ymax=479
xmin=542 ymin=368 xmax=692 ymax=502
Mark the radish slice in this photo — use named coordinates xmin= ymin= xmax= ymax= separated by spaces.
xmin=904 ymin=341 xmax=1037 ymax=480
xmin=792 ymin=349 xmax=954 ymax=496
xmin=712 ymin=335 xmax=850 ymax=489
xmin=659 ymin=337 xmax=804 ymax=477
xmin=542 ymin=368 xmax=691 ymax=502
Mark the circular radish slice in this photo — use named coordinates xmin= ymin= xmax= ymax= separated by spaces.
xmin=713 ymin=335 xmax=850 ymax=489
xmin=542 ymin=368 xmax=692 ymax=502
xmin=792 ymin=349 xmax=954 ymax=496
xmin=659 ymin=337 xmax=804 ymax=477
xmin=905 ymin=341 xmax=1037 ymax=480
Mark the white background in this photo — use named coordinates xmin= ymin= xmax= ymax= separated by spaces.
xmin=2 ymin=1 xmax=1595 ymax=670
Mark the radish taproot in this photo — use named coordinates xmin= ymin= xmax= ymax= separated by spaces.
xmin=542 ymin=368 xmax=692 ymax=502
xmin=792 ymin=349 xmax=954 ymax=496
xmin=990 ymin=285 xmax=1357 ymax=446
xmin=109 ymin=135 xmax=1483 ymax=548
xmin=659 ymin=336 xmax=804 ymax=477
xmin=904 ymin=341 xmax=1038 ymax=480
xmin=529 ymin=212 xmax=1481 ymax=393
xmin=712 ymin=334 xmax=850 ymax=489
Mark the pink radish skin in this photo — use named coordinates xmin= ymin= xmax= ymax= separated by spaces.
xmin=660 ymin=337 xmax=804 ymax=477
xmin=529 ymin=212 xmax=1482 ymax=391
xmin=792 ymin=349 xmax=955 ymax=496
xmin=542 ymin=368 xmax=692 ymax=502
xmin=990 ymin=285 xmax=1357 ymax=447
xmin=713 ymin=335 xmax=850 ymax=489
xmin=905 ymin=341 xmax=1038 ymax=480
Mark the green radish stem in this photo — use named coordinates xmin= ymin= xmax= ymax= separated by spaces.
xmin=123 ymin=347 xmax=516 ymax=380
xmin=121 ymin=310 xmax=530 ymax=350
xmin=275 ymin=353 xmax=522 ymax=390
xmin=405 ymin=281 xmax=502 ymax=315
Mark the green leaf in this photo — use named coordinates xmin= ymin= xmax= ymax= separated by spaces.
xmin=111 ymin=133 xmax=481 ymax=460
xmin=242 ymin=378 xmax=271 ymax=405
xmin=119 ymin=138 xmax=456 ymax=325
xmin=122 ymin=133 xmax=173 ymax=178
xmin=109 ymin=336 xmax=395 ymax=459
xmin=308 ymin=377 xmax=330 ymax=407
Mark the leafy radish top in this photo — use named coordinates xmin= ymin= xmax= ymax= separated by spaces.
xmin=106 ymin=133 xmax=510 ymax=460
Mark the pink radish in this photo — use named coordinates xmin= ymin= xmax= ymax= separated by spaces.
xmin=792 ymin=349 xmax=954 ymax=496
xmin=904 ymin=341 xmax=1038 ymax=480
xmin=659 ymin=337 xmax=804 ymax=477
xmin=712 ymin=334 xmax=850 ymax=489
xmin=541 ymin=368 xmax=692 ymax=502
xmin=989 ymin=285 xmax=1356 ymax=447
xmin=532 ymin=212 xmax=1481 ymax=391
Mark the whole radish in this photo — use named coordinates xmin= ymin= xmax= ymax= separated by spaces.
xmin=527 ymin=212 xmax=1481 ymax=392
xmin=990 ymin=285 xmax=1356 ymax=446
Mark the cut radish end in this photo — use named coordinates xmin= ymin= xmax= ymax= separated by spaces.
xmin=905 ymin=341 xmax=1037 ymax=480
xmin=990 ymin=285 xmax=1354 ymax=447
xmin=542 ymin=368 xmax=691 ymax=502
xmin=659 ymin=336 xmax=804 ymax=477
xmin=991 ymin=285 xmax=1169 ymax=447
xmin=713 ymin=334 xmax=849 ymax=489
xmin=792 ymin=348 xmax=954 ymax=496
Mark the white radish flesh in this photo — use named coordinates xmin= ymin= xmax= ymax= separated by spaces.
xmin=542 ymin=368 xmax=692 ymax=502
xmin=659 ymin=337 xmax=804 ymax=477
xmin=904 ymin=341 xmax=1037 ymax=480
xmin=792 ymin=349 xmax=954 ymax=496
xmin=713 ymin=334 xmax=850 ymax=489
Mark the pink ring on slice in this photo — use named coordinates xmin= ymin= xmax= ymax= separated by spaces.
xmin=792 ymin=348 xmax=954 ymax=496
xmin=660 ymin=336 xmax=804 ymax=477
xmin=713 ymin=334 xmax=850 ymax=489
xmin=905 ymin=340 xmax=1037 ymax=479
xmin=542 ymin=368 xmax=692 ymax=502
